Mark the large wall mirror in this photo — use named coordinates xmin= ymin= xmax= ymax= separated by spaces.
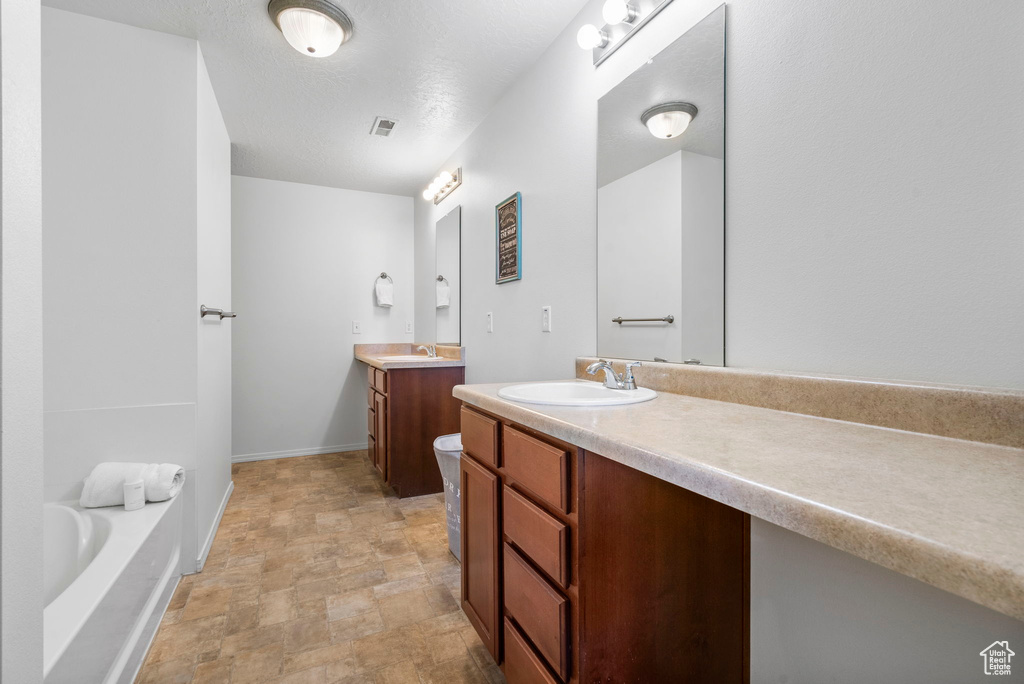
xmin=597 ymin=5 xmax=725 ymax=365
xmin=435 ymin=205 xmax=461 ymax=345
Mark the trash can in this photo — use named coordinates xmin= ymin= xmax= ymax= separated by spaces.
xmin=433 ymin=433 xmax=462 ymax=561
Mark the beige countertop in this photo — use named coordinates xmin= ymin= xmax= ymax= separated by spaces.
xmin=453 ymin=379 xmax=1024 ymax=621
xmin=354 ymin=343 xmax=465 ymax=370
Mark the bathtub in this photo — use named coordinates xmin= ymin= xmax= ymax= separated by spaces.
xmin=43 ymin=496 xmax=182 ymax=684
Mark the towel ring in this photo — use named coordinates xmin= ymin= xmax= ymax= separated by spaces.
xmin=436 ymin=275 xmax=448 ymax=284
xmin=377 ymin=272 xmax=393 ymax=284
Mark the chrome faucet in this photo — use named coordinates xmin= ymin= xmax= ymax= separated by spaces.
xmin=586 ymin=360 xmax=643 ymax=390
xmin=416 ymin=345 xmax=437 ymax=358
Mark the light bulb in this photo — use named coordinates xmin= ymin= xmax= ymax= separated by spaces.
xmin=428 ymin=181 xmax=440 ymax=194
xmin=602 ymin=0 xmax=636 ymax=25
xmin=422 ymin=189 xmax=433 ymax=200
xmin=641 ymin=103 xmax=698 ymax=139
xmin=439 ymin=170 xmax=453 ymax=185
xmin=277 ymin=7 xmax=344 ymax=58
xmin=576 ymin=24 xmax=608 ymax=50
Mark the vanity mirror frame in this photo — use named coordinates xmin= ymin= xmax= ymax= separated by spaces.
xmin=596 ymin=4 xmax=726 ymax=367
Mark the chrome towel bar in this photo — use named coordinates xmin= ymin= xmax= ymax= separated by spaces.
xmin=200 ymin=305 xmax=236 ymax=320
xmin=612 ymin=315 xmax=674 ymax=324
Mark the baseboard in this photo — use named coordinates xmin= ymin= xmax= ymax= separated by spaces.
xmin=232 ymin=443 xmax=368 ymax=463
xmin=195 ymin=480 xmax=233 ymax=572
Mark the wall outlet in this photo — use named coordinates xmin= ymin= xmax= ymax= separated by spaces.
xmin=542 ymin=306 xmax=552 ymax=332
xmin=486 ymin=312 xmax=493 ymax=333
xmin=405 ymin=321 xmax=413 ymax=334
xmin=352 ymin=320 xmax=362 ymax=334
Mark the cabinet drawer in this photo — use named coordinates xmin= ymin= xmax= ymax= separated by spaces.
xmin=367 ymin=407 xmax=375 ymax=436
xmin=374 ymin=368 xmax=388 ymax=394
xmin=461 ymin=407 xmax=499 ymax=469
xmin=503 ymin=486 xmax=569 ymax=588
xmin=502 ymin=427 xmax=569 ymax=514
xmin=368 ymin=435 xmax=376 ymax=462
xmin=503 ymin=544 xmax=569 ymax=680
xmin=503 ymin=618 xmax=559 ymax=684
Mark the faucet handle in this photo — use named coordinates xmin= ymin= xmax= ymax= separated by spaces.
xmin=622 ymin=361 xmax=642 ymax=389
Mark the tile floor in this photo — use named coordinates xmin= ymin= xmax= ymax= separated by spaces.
xmin=135 ymin=451 xmax=503 ymax=684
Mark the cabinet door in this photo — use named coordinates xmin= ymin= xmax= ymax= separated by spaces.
xmin=460 ymin=455 xmax=501 ymax=662
xmin=373 ymin=392 xmax=387 ymax=480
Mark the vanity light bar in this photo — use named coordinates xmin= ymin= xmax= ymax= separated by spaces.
xmin=578 ymin=0 xmax=675 ymax=67
xmin=422 ymin=168 xmax=462 ymax=205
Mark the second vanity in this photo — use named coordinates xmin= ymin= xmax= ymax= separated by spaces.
xmin=455 ymin=360 xmax=1024 ymax=683
xmin=355 ymin=344 xmax=465 ymax=498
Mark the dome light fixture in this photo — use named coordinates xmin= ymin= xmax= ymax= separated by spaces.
xmin=641 ymin=102 xmax=698 ymax=139
xmin=602 ymin=0 xmax=637 ymax=25
xmin=576 ymin=24 xmax=609 ymax=50
xmin=268 ymin=0 xmax=353 ymax=58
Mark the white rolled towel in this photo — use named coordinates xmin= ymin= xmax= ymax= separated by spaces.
xmin=80 ymin=463 xmax=185 ymax=508
xmin=375 ymin=278 xmax=394 ymax=307
xmin=436 ymin=280 xmax=450 ymax=309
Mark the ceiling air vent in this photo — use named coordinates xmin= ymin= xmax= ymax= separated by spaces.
xmin=370 ymin=117 xmax=397 ymax=137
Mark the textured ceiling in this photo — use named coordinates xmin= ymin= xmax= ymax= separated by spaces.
xmin=598 ymin=6 xmax=724 ymax=187
xmin=43 ymin=0 xmax=588 ymax=195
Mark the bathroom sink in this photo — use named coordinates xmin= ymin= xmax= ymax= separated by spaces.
xmin=497 ymin=381 xmax=657 ymax=406
xmin=379 ymin=355 xmax=445 ymax=361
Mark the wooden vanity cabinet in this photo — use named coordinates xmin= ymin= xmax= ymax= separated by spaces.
xmin=365 ymin=364 xmax=464 ymax=498
xmin=459 ymin=404 xmax=750 ymax=683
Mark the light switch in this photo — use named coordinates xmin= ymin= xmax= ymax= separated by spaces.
xmin=486 ymin=312 xmax=493 ymax=333
xmin=542 ymin=306 xmax=552 ymax=332
xmin=352 ymin=320 xmax=362 ymax=334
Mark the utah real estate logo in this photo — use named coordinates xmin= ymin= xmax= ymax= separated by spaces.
xmin=980 ymin=641 xmax=1014 ymax=676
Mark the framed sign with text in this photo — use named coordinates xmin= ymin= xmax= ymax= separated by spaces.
xmin=495 ymin=192 xmax=522 ymax=284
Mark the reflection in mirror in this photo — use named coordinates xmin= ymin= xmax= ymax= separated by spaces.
xmin=435 ymin=206 xmax=461 ymax=345
xmin=597 ymin=5 xmax=724 ymax=365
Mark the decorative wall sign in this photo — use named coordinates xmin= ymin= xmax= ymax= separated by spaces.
xmin=495 ymin=192 xmax=522 ymax=284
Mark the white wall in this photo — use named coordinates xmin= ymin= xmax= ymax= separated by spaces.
xmin=599 ymin=152 xmax=683 ymax=361
xmin=1 ymin=0 xmax=44 ymax=678
xmin=195 ymin=46 xmax=233 ymax=568
xmin=413 ymin=0 xmax=1024 ymax=676
xmin=412 ymin=14 xmax=599 ymax=384
xmin=232 ymin=176 xmax=413 ymax=461
xmin=43 ymin=9 xmax=232 ymax=573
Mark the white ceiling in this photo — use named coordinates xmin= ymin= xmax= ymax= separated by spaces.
xmin=42 ymin=0 xmax=588 ymax=196
xmin=598 ymin=5 xmax=724 ymax=187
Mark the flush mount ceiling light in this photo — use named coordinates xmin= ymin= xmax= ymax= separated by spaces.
xmin=578 ymin=0 xmax=674 ymax=66
xmin=641 ymin=102 xmax=698 ymax=139
xmin=423 ymin=168 xmax=462 ymax=205
xmin=268 ymin=0 xmax=353 ymax=58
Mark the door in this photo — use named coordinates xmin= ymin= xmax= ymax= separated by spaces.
xmin=373 ymin=392 xmax=387 ymax=480
xmin=196 ymin=71 xmax=232 ymax=572
xmin=461 ymin=454 xmax=501 ymax=661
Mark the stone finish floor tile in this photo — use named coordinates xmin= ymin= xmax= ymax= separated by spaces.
xmin=136 ymin=451 xmax=499 ymax=683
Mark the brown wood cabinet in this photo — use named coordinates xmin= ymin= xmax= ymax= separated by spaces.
xmin=365 ymin=364 xmax=464 ymax=498
xmin=460 ymin=404 xmax=750 ymax=683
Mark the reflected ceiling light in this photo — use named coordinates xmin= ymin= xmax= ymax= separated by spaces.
xmin=641 ymin=102 xmax=698 ymax=139
xmin=423 ymin=168 xmax=462 ymax=205
xmin=576 ymin=24 xmax=609 ymax=50
xmin=602 ymin=0 xmax=637 ymax=25
xmin=268 ymin=0 xmax=353 ymax=58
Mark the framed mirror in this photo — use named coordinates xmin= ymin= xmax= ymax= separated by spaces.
xmin=597 ymin=5 xmax=725 ymax=365
xmin=435 ymin=205 xmax=461 ymax=345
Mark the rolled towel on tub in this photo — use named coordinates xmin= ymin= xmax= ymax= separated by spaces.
xmin=80 ymin=463 xmax=185 ymax=508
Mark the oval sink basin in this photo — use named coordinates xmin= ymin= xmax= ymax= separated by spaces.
xmin=380 ymin=355 xmax=445 ymax=361
xmin=497 ymin=381 xmax=657 ymax=406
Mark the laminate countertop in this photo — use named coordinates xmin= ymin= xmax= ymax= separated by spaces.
xmin=453 ymin=380 xmax=1024 ymax=621
xmin=354 ymin=343 xmax=465 ymax=370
